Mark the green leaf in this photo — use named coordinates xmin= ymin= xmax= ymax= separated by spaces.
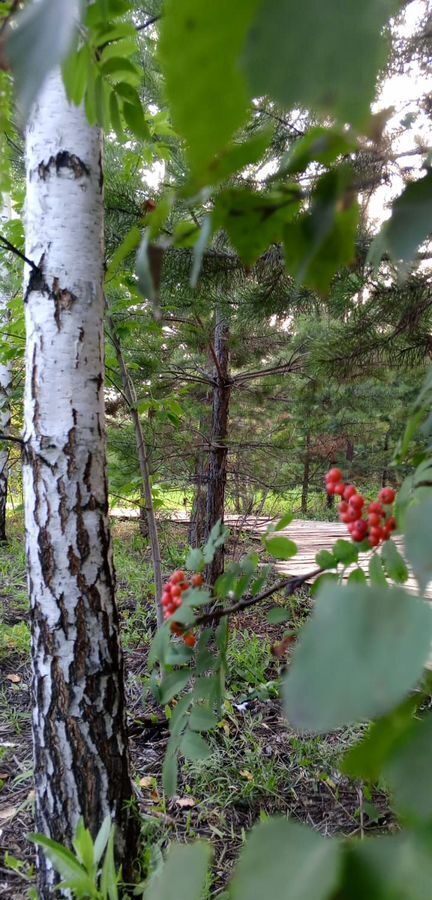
xmin=100 ymin=826 xmax=118 ymax=900
xmin=383 ymin=170 xmax=432 ymax=268
xmin=106 ymin=226 xmax=141 ymax=282
xmin=187 ymin=128 xmax=273 ymax=191
xmin=203 ymin=520 xmax=229 ymax=564
xmin=284 ymin=583 xmax=432 ymax=732
xmin=189 ymin=705 xmax=218 ymax=732
xmin=381 ymin=540 xmax=408 ymax=584
xmin=145 ymin=842 xmax=212 ymax=900
xmin=162 ymin=751 xmax=178 ymax=797
xmin=160 ymin=670 xmax=191 ymax=705
xmin=190 ymin=215 xmax=213 ymax=288
xmin=159 ymin=0 xmax=259 ymax=174
xmin=245 ymin=0 xmax=396 ymax=128
xmin=369 ymin=554 xmax=388 ymax=587
xmin=315 ymin=550 xmax=337 ymax=570
xmin=122 ymin=99 xmax=150 ymax=141
xmin=333 ymin=539 xmax=359 ymax=566
xmin=72 ymin=819 xmax=95 ymax=874
xmin=310 ymin=572 xmax=338 ymax=598
xmin=7 ymin=0 xmax=82 ymax=121
xmin=341 ymin=694 xmax=420 ymax=782
xmin=214 ymin=187 xmax=300 ymax=267
xmin=180 ymin=729 xmax=212 ymax=761
xmin=282 ymin=126 xmax=356 ymax=176
xmin=384 ymin=714 xmax=432 ymax=823
xmin=62 ymin=44 xmax=91 ymax=107
xmin=273 ymin=512 xmax=294 ymax=531
xmin=284 ymin=171 xmax=359 ymax=292
xmin=342 ymin=831 xmax=432 ymax=900
xmin=93 ymin=816 xmax=113 ymax=866
xmin=231 ymin=817 xmax=341 ymax=900
xmin=405 ymin=497 xmax=432 ymax=591
xmin=265 ymin=536 xmax=297 ymax=560
xmin=186 ymin=547 xmax=205 ymax=572
xmin=267 ymin=607 xmax=291 ymax=625
xmin=347 ymin=568 xmax=367 ymax=585
xmin=27 ymin=834 xmax=96 ymax=894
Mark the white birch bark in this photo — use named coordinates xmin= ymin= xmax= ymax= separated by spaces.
xmin=0 ymin=194 xmax=12 ymax=542
xmin=23 ymin=69 xmax=135 ymax=896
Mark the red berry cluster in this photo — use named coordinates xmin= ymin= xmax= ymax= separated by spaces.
xmin=162 ymin=569 xmax=204 ymax=647
xmin=325 ymin=468 xmax=396 ymax=548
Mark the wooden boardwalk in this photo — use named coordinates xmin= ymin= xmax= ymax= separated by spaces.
xmin=251 ymin=518 xmax=429 ymax=597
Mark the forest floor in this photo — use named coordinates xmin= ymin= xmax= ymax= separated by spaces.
xmin=0 ymin=516 xmax=394 ymax=898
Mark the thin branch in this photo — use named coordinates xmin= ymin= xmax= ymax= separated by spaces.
xmin=0 ymin=432 xmax=24 ymax=447
xmin=0 ymin=234 xmax=40 ymax=272
xmin=195 ymin=567 xmax=322 ymax=626
xmin=136 ymin=14 xmax=161 ymax=31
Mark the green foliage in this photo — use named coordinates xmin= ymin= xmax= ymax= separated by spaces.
xmin=29 ymin=817 xmax=119 ymax=899
xmin=158 ymin=0 xmax=259 ymax=175
xmin=378 ymin=170 xmax=432 ymax=269
xmin=245 ymin=0 xmax=396 ymax=127
xmin=231 ymin=818 xmax=341 ymax=900
xmin=144 ymin=842 xmax=212 ymax=900
xmin=7 ymin=0 xmax=81 ymax=120
xmin=284 ymin=583 xmax=432 ymax=732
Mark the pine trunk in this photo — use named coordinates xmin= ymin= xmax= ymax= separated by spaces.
xmin=206 ymin=309 xmax=231 ymax=584
xmin=301 ymin=433 xmax=310 ymax=514
xmin=23 ymin=70 xmax=135 ymax=896
xmin=0 ymin=195 xmax=12 ymax=543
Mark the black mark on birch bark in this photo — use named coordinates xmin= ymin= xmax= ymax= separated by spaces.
xmin=38 ymin=152 xmax=90 ymax=180
xmin=51 ymin=278 xmax=77 ymax=331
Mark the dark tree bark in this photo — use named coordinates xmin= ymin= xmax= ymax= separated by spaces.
xmin=206 ymin=309 xmax=231 ymax=584
xmin=301 ymin=433 xmax=311 ymax=514
xmin=382 ymin=430 xmax=390 ymax=487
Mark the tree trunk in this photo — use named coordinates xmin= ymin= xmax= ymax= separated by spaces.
xmin=301 ymin=433 xmax=310 ymax=515
xmin=108 ymin=318 xmax=164 ymax=625
xmin=206 ymin=308 xmax=231 ymax=584
xmin=23 ymin=70 xmax=135 ymax=896
xmin=0 ymin=195 xmax=12 ymax=543
xmin=188 ymin=448 xmax=209 ymax=548
xmin=382 ymin=430 xmax=390 ymax=487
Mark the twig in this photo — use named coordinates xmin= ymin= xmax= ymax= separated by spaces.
xmin=0 ymin=432 xmax=24 ymax=446
xmin=0 ymin=234 xmax=40 ymax=272
xmin=136 ymin=14 xmax=161 ymax=31
xmin=195 ymin=567 xmax=322 ymax=625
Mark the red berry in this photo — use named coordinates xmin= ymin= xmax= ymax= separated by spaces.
xmin=326 ymin=481 xmax=337 ymax=495
xmin=382 ymin=525 xmax=392 ymax=541
xmin=172 ymin=595 xmax=182 ymax=608
xmin=349 ymin=494 xmax=365 ymax=511
xmin=368 ymin=512 xmax=381 ymax=527
xmin=386 ymin=516 xmax=397 ymax=532
xmin=326 ymin=468 xmax=343 ymax=482
xmin=334 ymin=482 xmax=345 ymax=496
xmin=347 ymin=522 xmax=358 ymax=534
xmin=341 ymin=512 xmax=352 ymax=524
xmin=191 ymin=573 xmax=204 ymax=588
xmin=339 ymin=500 xmax=349 ymax=513
xmin=369 ymin=526 xmax=383 ymax=541
xmin=346 ymin=507 xmax=361 ymax=522
xmin=343 ymin=485 xmax=357 ymax=501
xmin=379 ymin=488 xmax=396 ymax=505
xmin=369 ymin=502 xmax=383 ymax=515
xmin=171 ymin=584 xmax=182 ymax=598
xmin=171 ymin=570 xmax=186 ymax=584
xmin=162 ymin=592 xmax=171 ymax=607
xmin=352 ymin=529 xmax=366 ymax=543
xmin=183 ymin=633 xmax=196 ymax=648
xmin=368 ymin=533 xmax=381 ymax=547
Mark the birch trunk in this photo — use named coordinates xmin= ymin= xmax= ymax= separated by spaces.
xmin=108 ymin=317 xmax=164 ymax=625
xmin=23 ymin=70 xmax=135 ymax=896
xmin=0 ymin=195 xmax=12 ymax=542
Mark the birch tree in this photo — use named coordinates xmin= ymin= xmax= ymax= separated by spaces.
xmin=23 ymin=67 xmax=135 ymax=894
xmin=0 ymin=194 xmax=12 ymax=543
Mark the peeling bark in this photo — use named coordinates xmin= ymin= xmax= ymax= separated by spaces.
xmin=23 ymin=70 xmax=135 ymax=897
